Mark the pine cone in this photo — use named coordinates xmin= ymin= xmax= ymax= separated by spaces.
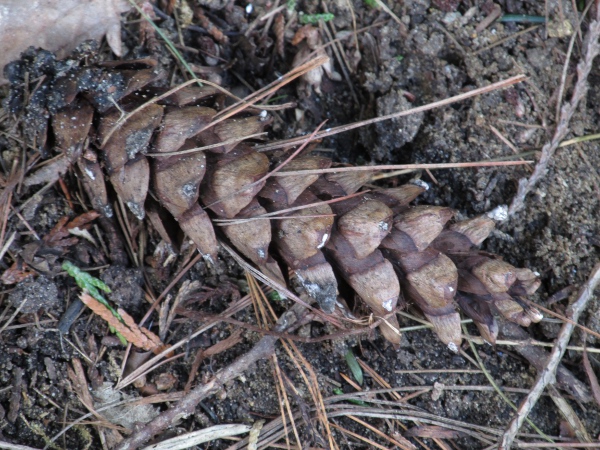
xmin=6 ymin=51 xmax=542 ymax=349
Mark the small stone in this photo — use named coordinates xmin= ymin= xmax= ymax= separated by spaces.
xmin=16 ymin=336 xmax=28 ymax=349
xmin=442 ymin=12 xmax=461 ymax=25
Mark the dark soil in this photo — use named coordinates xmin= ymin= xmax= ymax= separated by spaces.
xmin=1 ymin=0 xmax=600 ymax=449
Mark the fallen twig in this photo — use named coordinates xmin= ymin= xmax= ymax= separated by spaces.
xmin=139 ymin=424 xmax=251 ymax=450
xmin=499 ymin=263 xmax=600 ymax=449
xmin=508 ymin=7 xmax=600 ymax=216
xmin=114 ymin=303 xmax=307 ymax=450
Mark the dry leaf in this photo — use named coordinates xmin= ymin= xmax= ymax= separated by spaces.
xmin=66 ymin=211 xmax=101 ymax=230
xmin=68 ymin=227 xmax=97 ymax=246
xmin=0 ymin=0 xmax=130 ymax=84
xmin=0 ymin=261 xmax=35 ymax=285
xmin=44 ymin=211 xmax=100 ymax=248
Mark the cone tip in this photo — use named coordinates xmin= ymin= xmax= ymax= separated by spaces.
xmin=427 ymin=312 xmax=462 ymax=350
xmin=127 ymin=202 xmax=145 ymax=220
xmin=447 ymin=342 xmax=459 ymax=353
xmin=411 ymin=179 xmax=430 ymax=191
xmin=296 ymin=267 xmax=338 ymax=313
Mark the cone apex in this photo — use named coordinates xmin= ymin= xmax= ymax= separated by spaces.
xmin=426 ymin=313 xmax=462 ymax=349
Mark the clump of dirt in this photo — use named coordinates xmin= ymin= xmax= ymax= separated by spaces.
xmin=8 ymin=276 xmax=61 ymax=314
xmin=100 ymin=266 xmax=145 ymax=316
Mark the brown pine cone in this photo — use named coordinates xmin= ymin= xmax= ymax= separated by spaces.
xmin=6 ymin=50 xmax=542 ymax=350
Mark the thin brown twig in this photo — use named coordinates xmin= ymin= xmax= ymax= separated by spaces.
xmin=320 ymin=10 xmax=358 ymax=105
xmin=489 ymin=125 xmax=522 ymax=155
xmin=464 ymin=333 xmax=600 ymax=355
xmin=508 ymin=8 xmax=600 ymax=216
xmin=346 ymin=415 xmax=414 ymax=449
xmin=246 ymin=279 xmax=298 ymax=449
xmin=270 ymin=160 xmax=533 ymax=176
xmin=326 ymin=407 xmax=501 ymax=445
xmin=231 ymin=385 xmax=598 ymax=450
xmin=281 ymin=339 xmax=336 ymax=449
xmin=554 ymin=18 xmax=579 ymax=126
xmin=510 ymin=444 xmax=600 ymax=448
xmin=0 ymin=295 xmax=29 ymax=335
xmin=256 ymin=74 xmax=527 ymax=152
xmin=175 ymin=306 xmax=389 ymax=343
xmin=214 ymin=213 xmax=336 ymax=225
xmin=356 ymin=359 xmax=439 ymax=450
xmin=499 ymin=263 xmax=600 ymax=450
xmin=475 ymin=4 xmax=502 ymax=33
xmin=144 ymin=132 xmax=268 ymax=156
xmin=251 ymin=273 xmax=335 ymax=448
xmin=582 ymin=339 xmax=600 ymax=406
xmin=138 ymin=251 xmax=202 ymax=328
xmin=0 ymin=230 xmax=17 ymax=267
